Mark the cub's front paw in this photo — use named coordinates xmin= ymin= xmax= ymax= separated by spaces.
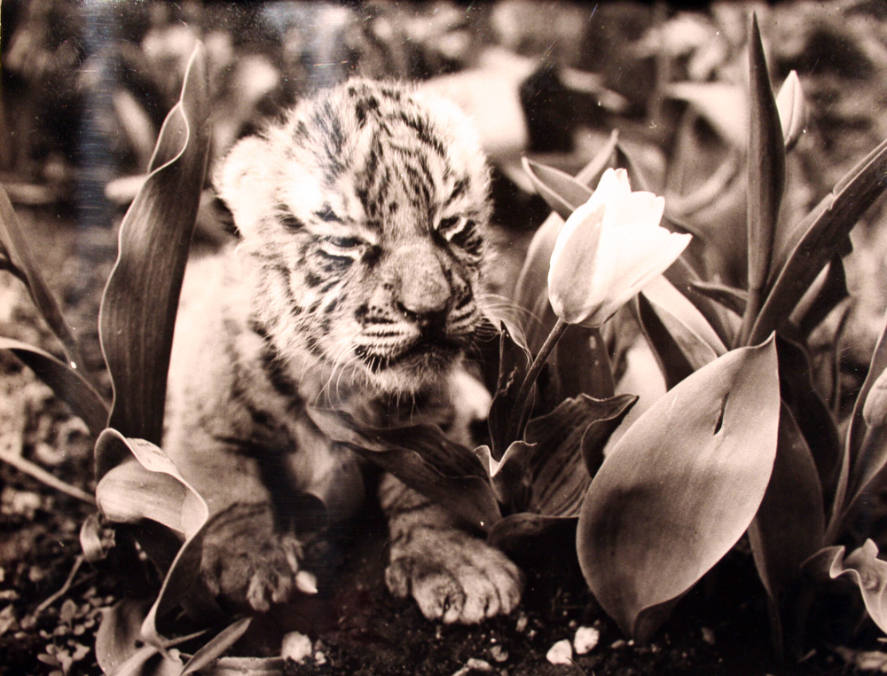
xmin=386 ymin=528 xmax=523 ymax=624
xmin=200 ymin=502 xmax=316 ymax=612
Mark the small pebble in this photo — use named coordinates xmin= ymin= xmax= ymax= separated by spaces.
xmin=573 ymin=626 xmax=600 ymax=655
xmin=610 ymin=639 xmax=626 ymax=649
xmin=280 ymin=631 xmax=312 ymax=663
xmin=451 ymin=657 xmax=492 ymax=675
xmin=314 ymin=650 xmax=327 ymax=665
xmin=515 ymin=611 xmax=528 ymax=633
xmin=546 ymin=639 xmax=573 ymax=665
xmin=701 ymin=627 xmax=715 ymax=645
xmin=490 ymin=644 xmax=508 ymax=662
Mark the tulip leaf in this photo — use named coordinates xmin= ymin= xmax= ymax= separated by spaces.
xmin=181 ymin=617 xmax=253 ymax=675
xmin=0 ymin=337 xmax=108 ymax=436
xmin=807 ymin=540 xmax=887 ymax=634
xmin=577 ymin=129 xmax=620 ymax=188
xmin=789 ymin=256 xmax=848 ymax=337
xmin=777 ymin=337 xmax=841 ymax=498
xmin=523 ymin=394 xmax=636 ymax=517
xmin=95 ymin=429 xmax=209 ymax=539
xmin=521 ymin=158 xmax=592 ymax=220
xmin=748 ymin=404 xmax=825 ymax=647
xmin=689 ymin=282 xmax=747 ymax=317
xmin=95 ymin=599 xmax=170 ymax=675
xmin=0 ymin=186 xmax=91 ymax=374
xmin=663 ymin=257 xmax=735 ymax=348
xmin=742 ymin=14 xmax=786 ymax=343
xmin=634 ymin=294 xmax=700 ymax=389
xmin=99 ymin=45 xmax=210 ymax=444
xmin=306 ymin=407 xmax=501 ymax=531
xmin=577 ymin=337 xmax=780 ymax=640
xmin=751 ymin=138 xmax=887 ymax=344
xmin=830 ymin=315 xmax=887 ymax=533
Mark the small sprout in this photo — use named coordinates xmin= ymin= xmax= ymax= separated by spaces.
xmin=573 ymin=626 xmax=600 ymax=655
xmin=546 ymin=638 xmax=573 ymax=665
xmin=775 ymin=70 xmax=807 ymax=151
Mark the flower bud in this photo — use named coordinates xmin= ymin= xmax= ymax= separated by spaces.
xmin=547 ymin=168 xmax=690 ymax=328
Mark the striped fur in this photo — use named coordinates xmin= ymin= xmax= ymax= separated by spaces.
xmin=164 ymin=79 xmax=521 ymax=622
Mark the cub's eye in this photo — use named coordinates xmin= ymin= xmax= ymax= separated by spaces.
xmin=325 ymin=236 xmax=363 ymax=249
xmin=437 ymin=216 xmax=481 ymax=255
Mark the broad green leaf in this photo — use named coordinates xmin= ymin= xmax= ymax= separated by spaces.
xmin=742 ymin=14 xmax=785 ymax=344
xmin=99 ymin=45 xmax=210 ymax=443
xmin=751 ymin=138 xmax=887 ymax=344
xmin=0 ymin=338 xmax=108 ymax=436
xmin=748 ymin=405 xmax=825 ymax=647
xmin=95 ymin=429 xmax=209 ymax=539
xmin=808 ymin=540 xmax=887 ymax=634
xmin=306 ymin=407 xmax=501 ymax=531
xmin=181 ymin=617 xmax=253 ymax=675
xmin=577 ymin=337 xmax=780 ymax=640
xmin=0 ymin=186 xmax=91 ymax=374
xmin=521 ymin=158 xmax=592 ymax=220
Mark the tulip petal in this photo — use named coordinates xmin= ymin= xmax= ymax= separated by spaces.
xmin=547 ymin=168 xmax=690 ymax=329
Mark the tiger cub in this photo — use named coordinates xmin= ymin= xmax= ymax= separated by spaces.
xmin=164 ymin=78 xmax=522 ymax=623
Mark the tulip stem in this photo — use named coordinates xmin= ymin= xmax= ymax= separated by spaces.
xmin=511 ymin=318 xmax=569 ymax=438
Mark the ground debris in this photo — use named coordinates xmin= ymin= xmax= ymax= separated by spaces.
xmin=573 ymin=625 xmax=600 ymax=655
xmin=452 ymin=657 xmax=493 ymax=675
xmin=546 ymin=638 xmax=573 ymax=665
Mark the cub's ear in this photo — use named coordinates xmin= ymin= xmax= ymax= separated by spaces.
xmin=213 ymin=136 xmax=275 ymax=236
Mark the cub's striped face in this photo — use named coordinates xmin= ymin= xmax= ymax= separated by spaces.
xmin=216 ymin=79 xmax=492 ymax=394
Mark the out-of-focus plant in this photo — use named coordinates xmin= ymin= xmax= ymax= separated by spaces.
xmin=0 ymin=45 xmax=281 ymax=673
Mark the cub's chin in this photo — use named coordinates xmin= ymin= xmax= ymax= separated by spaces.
xmin=361 ymin=342 xmax=465 ymax=396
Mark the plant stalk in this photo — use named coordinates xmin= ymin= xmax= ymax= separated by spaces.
xmin=511 ymin=318 xmax=569 ymax=439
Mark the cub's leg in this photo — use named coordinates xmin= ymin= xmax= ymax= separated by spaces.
xmin=167 ymin=430 xmax=316 ymax=613
xmin=379 ymin=473 xmax=523 ymax=623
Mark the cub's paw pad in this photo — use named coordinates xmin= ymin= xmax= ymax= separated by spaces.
xmin=200 ymin=502 xmax=311 ymax=612
xmin=386 ymin=529 xmax=523 ymax=624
